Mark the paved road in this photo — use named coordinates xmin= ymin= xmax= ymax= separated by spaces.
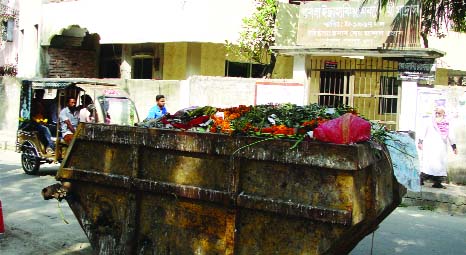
xmin=0 ymin=150 xmax=91 ymax=255
xmin=0 ymin=149 xmax=465 ymax=255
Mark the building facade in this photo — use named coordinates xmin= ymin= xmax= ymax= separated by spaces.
xmin=274 ymin=0 xmax=446 ymax=131
xmin=16 ymin=0 xmax=293 ymax=80
xmin=0 ymin=0 xmax=20 ymax=76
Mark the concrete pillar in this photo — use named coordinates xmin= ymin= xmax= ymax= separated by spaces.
xmin=399 ymin=81 xmax=418 ymax=131
xmin=120 ymin=44 xmax=132 ymax=79
xmin=293 ymin=55 xmax=309 ymax=105
xmin=186 ymin=43 xmax=201 ymax=78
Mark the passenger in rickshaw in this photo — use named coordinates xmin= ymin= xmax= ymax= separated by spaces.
xmin=79 ymin=94 xmax=97 ymax=123
xmin=31 ymin=89 xmax=55 ymax=154
xmin=59 ymin=97 xmax=79 ymax=144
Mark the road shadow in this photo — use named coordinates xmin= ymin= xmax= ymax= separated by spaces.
xmin=37 ymin=168 xmax=59 ymax=177
xmin=0 ymin=163 xmax=20 ymax=172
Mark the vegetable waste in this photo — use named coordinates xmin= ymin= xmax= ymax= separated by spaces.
xmin=136 ymin=103 xmax=388 ymax=145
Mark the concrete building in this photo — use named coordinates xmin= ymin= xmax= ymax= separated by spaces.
xmin=1 ymin=0 xmax=465 ymax=182
xmin=273 ymin=0 xmax=466 ymax=183
xmin=274 ymin=0 xmax=447 ymax=131
xmin=16 ymin=0 xmax=292 ymax=80
xmin=0 ymin=0 xmax=20 ymax=75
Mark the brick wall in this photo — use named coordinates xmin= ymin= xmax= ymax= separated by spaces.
xmin=48 ymin=48 xmax=97 ymax=78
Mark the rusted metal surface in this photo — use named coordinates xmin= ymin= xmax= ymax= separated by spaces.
xmin=56 ymin=123 xmax=406 ymax=254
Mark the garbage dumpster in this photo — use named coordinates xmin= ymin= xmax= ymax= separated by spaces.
xmin=46 ymin=123 xmax=405 ymax=254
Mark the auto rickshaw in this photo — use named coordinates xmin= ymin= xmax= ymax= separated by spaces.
xmin=16 ymin=78 xmax=139 ymax=174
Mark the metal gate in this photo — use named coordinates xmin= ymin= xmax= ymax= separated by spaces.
xmin=308 ymin=57 xmax=400 ymax=130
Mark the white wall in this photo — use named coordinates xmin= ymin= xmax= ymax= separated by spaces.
xmin=0 ymin=77 xmax=21 ymax=149
xmin=40 ymin=0 xmax=255 ymax=45
xmin=429 ymin=32 xmax=466 ymax=72
xmin=17 ymin=0 xmax=42 ymax=77
xmin=398 ymin=81 xmax=418 ymax=131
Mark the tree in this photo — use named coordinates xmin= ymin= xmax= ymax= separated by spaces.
xmin=226 ymin=0 xmax=277 ymax=78
xmin=378 ymin=0 xmax=466 ymax=47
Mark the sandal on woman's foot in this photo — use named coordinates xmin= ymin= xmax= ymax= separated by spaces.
xmin=432 ymin=183 xmax=446 ymax=189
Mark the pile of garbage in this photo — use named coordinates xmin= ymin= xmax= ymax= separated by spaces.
xmin=136 ymin=103 xmax=377 ymax=145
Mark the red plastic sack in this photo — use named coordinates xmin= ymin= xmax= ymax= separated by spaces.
xmin=313 ymin=113 xmax=371 ymax=144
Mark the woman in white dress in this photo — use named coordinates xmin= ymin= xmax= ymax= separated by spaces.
xmin=417 ymin=107 xmax=458 ymax=188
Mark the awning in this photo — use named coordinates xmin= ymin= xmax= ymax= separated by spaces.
xmin=271 ymin=46 xmax=445 ymax=59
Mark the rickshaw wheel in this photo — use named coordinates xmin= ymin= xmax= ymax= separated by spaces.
xmin=21 ymin=145 xmax=41 ymax=175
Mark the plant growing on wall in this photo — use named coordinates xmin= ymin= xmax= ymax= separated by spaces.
xmin=0 ymin=63 xmax=17 ymax=76
xmin=226 ymin=0 xmax=278 ymax=78
xmin=0 ymin=1 xmax=19 ymax=76
xmin=0 ymin=2 xmax=18 ymax=41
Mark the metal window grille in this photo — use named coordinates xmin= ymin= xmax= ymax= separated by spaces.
xmin=378 ymin=76 xmax=399 ymax=114
xmin=309 ymin=58 xmax=400 ymax=130
xmin=318 ymin=71 xmax=351 ymax=108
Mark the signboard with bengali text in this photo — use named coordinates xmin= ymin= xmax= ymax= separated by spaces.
xmin=297 ymin=0 xmax=421 ymax=48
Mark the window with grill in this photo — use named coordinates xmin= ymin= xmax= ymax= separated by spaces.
xmin=133 ymin=58 xmax=153 ymax=79
xmin=378 ymin=76 xmax=400 ymax=114
xmin=2 ymin=19 xmax=14 ymax=42
xmin=225 ymin=61 xmax=267 ymax=78
xmin=318 ymin=71 xmax=350 ymax=107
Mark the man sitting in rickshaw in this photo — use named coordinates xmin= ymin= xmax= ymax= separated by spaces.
xmin=59 ymin=97 xmax=80 ymax=144
xmin=31 ymin=89 xmax=55 ymax=155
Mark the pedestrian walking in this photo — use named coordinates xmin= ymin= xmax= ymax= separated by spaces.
xmin=417 ymin=106 xmax=458 ymax=188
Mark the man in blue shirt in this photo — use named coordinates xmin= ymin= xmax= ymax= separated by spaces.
xmin=146 ymin=94 xmax=168 ymax=119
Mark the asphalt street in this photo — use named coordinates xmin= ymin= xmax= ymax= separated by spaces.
xmin=0 ymin=149 xmax=465 ymax=255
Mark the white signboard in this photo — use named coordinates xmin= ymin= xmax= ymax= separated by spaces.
xmin=254 ymin=82 xmax=305 ymax=105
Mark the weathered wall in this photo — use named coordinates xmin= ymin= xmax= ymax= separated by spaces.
xmin=200 ymin=43 xmax=225 ymax=77
xmin=273 ymin=55 xmax=294 ymax=79
xmin=0 ymin=77 xmax=21 ymax=149
xmin=435 ymin=68 xmax=449 ymax=85
xmin=47 ymin=48 xmax=97 ymax=78
xmin=163 ymin=43 xmax=188 ymax=80
xmin=188 ymin=76 xmax=258 ymax=107
xmin=162 ymin=42 xmax=292 ymax=80
xmin=122 ymin=79 xmax=184 ymax=120
xmin=121 ymin=76 xmax=286 ymax=118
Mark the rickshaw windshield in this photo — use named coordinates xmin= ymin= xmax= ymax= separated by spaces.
xmin=98 ymin=96 xmax=138 ymax=126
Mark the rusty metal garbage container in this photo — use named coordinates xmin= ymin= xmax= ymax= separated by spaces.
xmin=54 ymin=123 xmax=405 ymax=254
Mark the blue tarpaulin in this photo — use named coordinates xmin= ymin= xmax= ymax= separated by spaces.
xmin=385 ymin=132 xmax=421 ymax=192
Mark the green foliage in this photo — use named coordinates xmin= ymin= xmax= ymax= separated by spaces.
xmin=226 ymin=0 xmax=277 ymax=64
xmin=419 ymin=204 xmax=436 ymax=211
xmin=421 ymin=0 xmax=466 ymax=36
xmin=230 ymin=103 xmax=328 ymax=133
xmin=370 ymin=121 xmax=391 ymax=145
xmin=377 ymin=0 xmax=466 ymax=39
